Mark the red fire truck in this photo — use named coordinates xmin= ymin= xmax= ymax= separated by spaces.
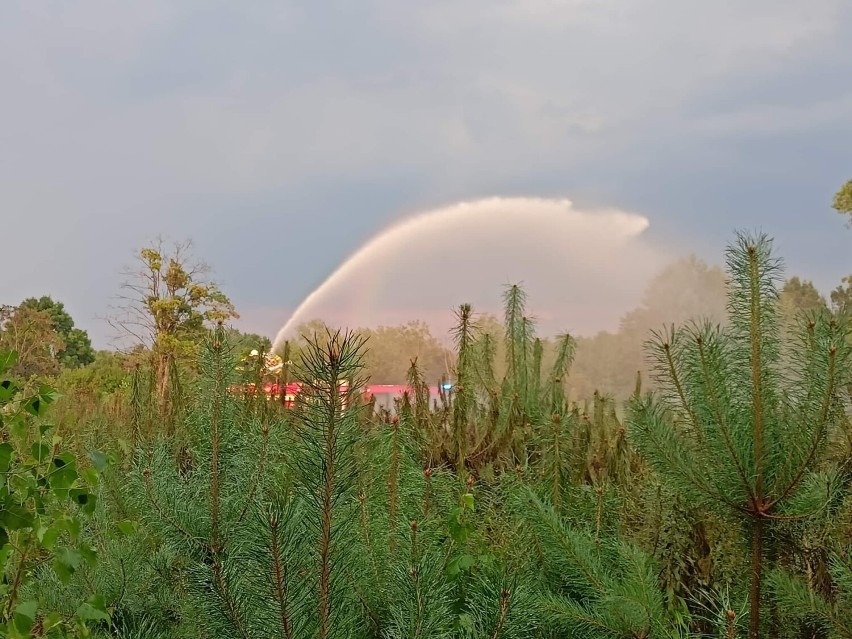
xmin=229 ymin=350 xmax=447 ymax=410
xmin=232 ymin=382 xmax=444 ymax=410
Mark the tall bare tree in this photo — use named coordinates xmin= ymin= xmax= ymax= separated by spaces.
xmin=108 ymin=237 xmax=237 ymax=417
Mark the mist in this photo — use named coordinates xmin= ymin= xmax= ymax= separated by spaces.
xmin=272 ymin=197 xmax=670 ymax=351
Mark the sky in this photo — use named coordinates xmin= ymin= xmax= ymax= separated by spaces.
xmin=2 ymin=1 xmax=851 ymax=347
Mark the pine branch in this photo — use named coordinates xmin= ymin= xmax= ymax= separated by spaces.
xmin=768 ymin=343 xmax=837 ymax=511
xmin=268 ymin=509 xmax=295 ymax=639
xmin=236 ymin=419 xmax=270 ymax=525
xmin=695 ymin=334 xmax=755 ymax=504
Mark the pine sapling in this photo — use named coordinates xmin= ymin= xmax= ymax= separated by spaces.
xmin=630 ymin=231 xmax=852 ymax=639
xmin=452 ymin=304 xmax=477 ymax=474
xmin=388 ymin=415 xmax=401 ymax=555
xmin=293 ymin=329 xmax=368 ymax=639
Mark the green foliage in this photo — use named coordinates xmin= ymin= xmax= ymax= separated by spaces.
xmin=571 ymin=255 xmax=728 ymax=400
xmin=225 ymin=328 xmax=272 ymax=359
xmin=291 ymin=329 xmax=369 ymax=639
xmin=28 ymin=483 xmax=171 ymax=638
xmin=19 ymin=297 xmax=95 ymax=368
xmin=19 ymin=298 xmax=74 ymax=335
xmin=110 ymin=239 xmax=239 ymax=421
xmin=780 ymin=278 xmax=827 ymax=317
xmin=0 ymin=306 xmax=65 ymax=378
xmin=361 ymin=321 xmax=450 ymax=384
xmin=288 ymin=320 xmax=450 ymax=385
xmin=829 ymin=178 xmax=852 ymax=325
xmin=140 ymin=248 xmax=237 ymax=348
xmin=56 ymin=351 xmax=130 ymax=396
xmin=830 ymin=275 xmax=852 ymax=314
xmin=632 ymin=233 xmax=850 ymax=520
xmin=0 ymin=350 xmax=107 ymax=637
xmin=769 ymin=547 xmax=852 ymax=638
xmin=519 ymin=490 xmax=686 ymax=639
xmin=832 ymin=178 xmax=852 ymax=217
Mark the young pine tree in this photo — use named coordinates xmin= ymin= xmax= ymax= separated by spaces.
xmin=131 ymin=323 xmax=280 ymax=638
xmin=629 ymin=231 xmax=852 ymax=639
xmin=290 ymin=329 xmax=369 ymax=639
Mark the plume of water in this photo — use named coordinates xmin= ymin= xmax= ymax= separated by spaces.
xmin=272 ymin=197 xmax=666 ymax=352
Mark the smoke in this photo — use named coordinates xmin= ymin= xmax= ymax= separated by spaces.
xmin=272 ymin=197 xmax=667 ymax=352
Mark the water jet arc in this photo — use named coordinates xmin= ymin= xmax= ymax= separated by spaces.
xmin=273 ymin=196 xmax=658 ymax=352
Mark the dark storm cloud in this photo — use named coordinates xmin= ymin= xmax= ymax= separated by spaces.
xmin=1 ymin=1 xmax=850 ymax=345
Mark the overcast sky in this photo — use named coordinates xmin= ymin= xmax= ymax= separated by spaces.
xmin=2 ymin=1 xmax=851 ymax=347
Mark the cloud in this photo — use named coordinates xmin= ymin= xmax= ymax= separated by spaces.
xmin=1 ymin=1 xmax=851 ymax=347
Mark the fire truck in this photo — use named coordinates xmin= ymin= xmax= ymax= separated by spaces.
xmin=229 ymin=350 xmax=445 ymax=410
xmin=232 ymin=381 xmax=444 ymax=411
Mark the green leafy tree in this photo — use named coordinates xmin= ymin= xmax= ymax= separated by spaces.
xmin=572 ymin=256 xmax=727 ymax=400
xmin=780 ymin=278 xmax=827 ymax=316
xmin=0 ymin=306 xmax=64 ymax=378
xmin=832 ymin=178 xmax=852 ymax=220
xmin=55 ymin=351 xmax=131 ymax=396
xmin=829 ymin=180 xmax=852 ymax=315
xmin=780 ymin=278 xmax=828 ymax=338
xmin=288 ymin=320 xmax=450 ymax=385
xmin=19 ymin=296 xmax=95 ymax=368
xmin=226 ymin=328 xmax=272 ymax=359
xmin=620 ymin=255 xmax=728 ymax=335
xmin=58 ymin=328 xmax=95 ymax=369
xmin=629 ymin=231 xmax=852 ymax=638
xmin=359 ymin=321 xmax=450 ymax=384
xmin=285 ymin=319 xmax=334 ymax=359
xmin=830 ymin=276 xmax=852 ymax=314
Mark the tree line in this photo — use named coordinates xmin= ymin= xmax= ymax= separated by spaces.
xmin=3 ymin=226 xmax=851 ymax=412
